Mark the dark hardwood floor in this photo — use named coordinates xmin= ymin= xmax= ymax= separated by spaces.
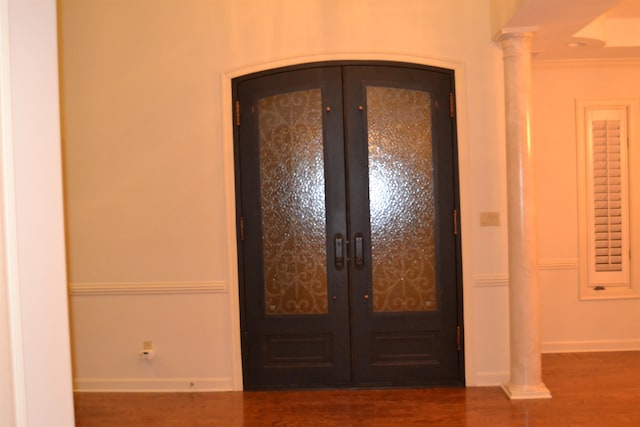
xmin=74 ymin=351 xmax=640 ymax=426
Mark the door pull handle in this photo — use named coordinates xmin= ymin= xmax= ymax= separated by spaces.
xmin=334 ymin=234 xmax=344 ymax=269
xmin=354 ymin=233 xmax=364 ymax=266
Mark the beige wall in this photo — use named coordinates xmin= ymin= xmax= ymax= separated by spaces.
xmin=64 ymin=0 xmax=640 ymax=392
xmin=61 ymin=0 xmax=515 ymax=390
xmin=533 ymin=60 xmax=640 ymax=352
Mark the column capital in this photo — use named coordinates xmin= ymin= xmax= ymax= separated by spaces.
xmin=495 ymin=26 xmax=539 ymax=42
xmin=500 ymin=31 xmax=534 ymax=60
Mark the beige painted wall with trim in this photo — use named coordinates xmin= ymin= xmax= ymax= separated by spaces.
xmin=60 ymin=0 xmax=514 ymax=390
xmin=533 ymin=60 xmax=640 ymax=353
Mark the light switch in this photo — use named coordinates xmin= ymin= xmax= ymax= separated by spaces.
xmin=480 ymin=212 xmax=500 ymax=227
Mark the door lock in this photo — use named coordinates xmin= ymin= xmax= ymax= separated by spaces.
xmin=334 ymin=234 xmax=344 ymax=269
xmin=354 ymin=233 xmax=364 ymax=266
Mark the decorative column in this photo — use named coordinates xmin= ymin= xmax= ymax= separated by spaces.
xmin=499 ymin=31 xmax=551 ymax=400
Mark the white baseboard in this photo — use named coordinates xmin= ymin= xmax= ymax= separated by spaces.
xmin=471 ymin=371 xmax=509 ymax=386
xmin=542 ymin=339 xmax=640 ymax=353
xmin=74 ymin=377 xmax=236 ymax=392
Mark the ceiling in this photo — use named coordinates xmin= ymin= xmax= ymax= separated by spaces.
xmin=500 ymin=0 xmax=640 ymax=60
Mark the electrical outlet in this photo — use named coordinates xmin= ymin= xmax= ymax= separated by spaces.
xmin=139 ymin=349 xmax=155 ymax=360
xmin=139 ymin=340 xmax=154 ymax=359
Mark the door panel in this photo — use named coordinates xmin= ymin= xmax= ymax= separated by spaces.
xmin=343 ymin=66 xmax=460 ymax=386
xmin=236 ymin=67 xmax=351 ymax=388
xmin=234 ymin=62 xmax=463 ymax=390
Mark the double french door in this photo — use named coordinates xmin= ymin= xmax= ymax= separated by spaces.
xmin=233 ymin=62 xmax=463 ymax=390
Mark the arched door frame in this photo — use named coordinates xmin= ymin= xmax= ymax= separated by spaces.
xmin=220 ymin=54 xmax=475 ymax=389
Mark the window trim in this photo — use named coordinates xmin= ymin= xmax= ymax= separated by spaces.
xmin=577 ymin=99 xmax=640 ymax=300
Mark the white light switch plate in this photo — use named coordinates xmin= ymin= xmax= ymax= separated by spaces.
xmin=480 ymin=212 xmax=500 ymax=226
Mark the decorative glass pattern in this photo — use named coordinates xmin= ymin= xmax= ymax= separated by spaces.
xmin=259 ymin=89 xmax=328 ymax=315
xmin=367 ymin=86 xmax=437 ymax=312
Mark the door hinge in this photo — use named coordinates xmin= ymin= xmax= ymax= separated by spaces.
xmin=235 ymin=100 xmax=241 ymax=126
xmin=453 ymin=209 xmax=458 ymax=235
xmin=240 ymin=216 xmax=245 ymax=241
xmin=449 ymin=92 xmax=455 ymax=118
xmin=456 ymin=325 xmax=462 ymax=351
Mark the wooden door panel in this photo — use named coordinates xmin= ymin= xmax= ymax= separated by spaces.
xmin=370 ymin=330 xmax=440 ymax=365
xmin=263 ymin=333 xmax=334 ymax=367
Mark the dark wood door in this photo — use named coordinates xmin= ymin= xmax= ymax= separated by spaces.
xmin=234 ymin=62 xmax=463 ymax=390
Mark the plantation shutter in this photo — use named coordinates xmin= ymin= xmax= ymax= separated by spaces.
xmin=586 ymin=108 xmax=630 ymax=289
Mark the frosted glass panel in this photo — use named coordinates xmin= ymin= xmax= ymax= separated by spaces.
xmin=259 ymin=89 xmax=328 ymax=315
xmin=367 ymin=86 xmax=436 ymax=312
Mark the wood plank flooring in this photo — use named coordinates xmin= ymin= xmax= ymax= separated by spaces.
xmin=74 ymin=351 xmax=640 ymax=426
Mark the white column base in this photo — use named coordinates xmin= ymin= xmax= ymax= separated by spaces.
xmin=501 ymin=383 xmax=552 ymax=400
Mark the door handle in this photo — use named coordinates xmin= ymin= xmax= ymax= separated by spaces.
xmin=334 ymin=234 xmax=344 ymax=269
xmin=354 ymin=233 xmax=364 ymax=266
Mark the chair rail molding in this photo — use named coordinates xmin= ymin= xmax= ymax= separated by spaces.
xmin=69 ymin=281 xmax=227 ymax=296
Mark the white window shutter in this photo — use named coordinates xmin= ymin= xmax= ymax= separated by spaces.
xmin=586 ymin=108 xmax=630 ymax=288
